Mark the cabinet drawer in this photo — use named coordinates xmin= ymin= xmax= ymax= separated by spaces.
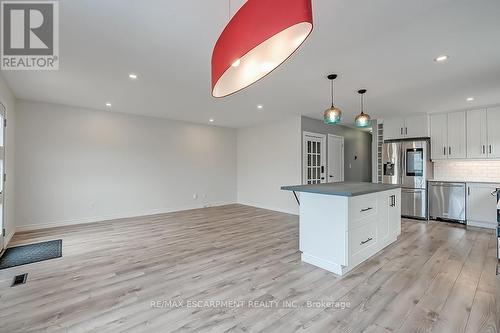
xmin=348 ymin=219 xmax=377 ymax=257
xmin=349 ymin=194 xmax=378 ymax=222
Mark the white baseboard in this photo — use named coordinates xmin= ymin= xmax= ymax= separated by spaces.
xmin=16 ymin=201 xmax=236 ymax=232
xmin=4 ymin=229 xmax=15 ymax=246
xmin=237 ymin=201 xmax=299 ymax=216
xmin=467 ymin=220 xmax=496 ymax=230
xmin=301 ymin=253 xmax=344 ymax=276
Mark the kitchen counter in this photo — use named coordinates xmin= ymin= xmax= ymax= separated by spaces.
xmin=281 ymin=182 xmax=401 ymax=197
xmin=281 ymin=182 xmax=401 ymax=276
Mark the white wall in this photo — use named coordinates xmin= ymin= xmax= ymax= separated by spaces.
xmin=15 ymin=100 xmax=237 ymax=230
xmin=237 ymin=116 xmax=302 ymax=215
xmin=0 ymin=74 xmax=16 ymax=244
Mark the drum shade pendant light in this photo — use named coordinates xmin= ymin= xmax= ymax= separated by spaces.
xmin=211 ymin=0 xmax=313 ymax=98
xmin=324 ymin=74 xmax=342 ymax=125
xmin=355 ymin=89 xmax=371 ymax=128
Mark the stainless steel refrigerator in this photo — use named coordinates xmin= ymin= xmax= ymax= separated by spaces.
xmin=382 ymin=140 xmax=432 ymax=219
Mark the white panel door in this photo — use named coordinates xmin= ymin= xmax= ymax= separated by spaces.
xmin=303 ymin=132 xmax=327 ymax=185
xmin=466 ymin=109 xmax=488 ymax=159
xmin=404 ymin=115 xmax=429 ymax=138
xmin=447 ymin=111 xmax=467 ymax=159
xmin=487 ymin=107 xmax=500 ymax=158
xmin=430 ymin=113 xmax=448 ymax=160
xmin=383 ymin=118 xmax=405 ymax=141
xmin=327 ymin=134 xmax=344 ymax=183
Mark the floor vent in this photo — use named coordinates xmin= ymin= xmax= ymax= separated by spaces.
xmin=11 ymin=273 xmax=28 ymax=287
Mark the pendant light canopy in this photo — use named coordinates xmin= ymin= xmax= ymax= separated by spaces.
xmin=324 ymin=74 xmax=342 ymax=125
xmin=355 ymin=89 xmax=372 ymax=128
xmin=211 ymin=0 xmax=313 ymax=98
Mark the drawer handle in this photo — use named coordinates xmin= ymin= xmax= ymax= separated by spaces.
xmin=360 ymin=207 xmax=373 ymax=212
xmin=361 ymin=238 xmax=373 ymax=245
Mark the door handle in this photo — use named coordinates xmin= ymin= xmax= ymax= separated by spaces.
xmin=444 ymin=147 xmax=446 ymax=155
xmin=405 ymin=127 xmax=408 ymax=135
xmin=483 ymin=145 xmax=486 ymax=154
xmin=329 ymin=175 xmax=334 ymax=178
xmin=489 ymin=145 xmax=492 ymax=154
xmin=400 ymin=128 xmax=403 ymax=135
xmin=449 ymin=147 xmax=451 ymax=155
xmin=468 ymin=187 xmax=470 ymax=196
xmin=360 ymin=207 xmax=373 ymax=212
xmin=361 ymin=238 xmax=373 ymax=245
xmin=321 ymin=166 xmax=325 ymax=173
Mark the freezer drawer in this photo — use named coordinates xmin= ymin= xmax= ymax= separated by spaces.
xmin=402 ymin=188 xmax=427 ymax=219
xmin=429 ymin=182 xmax=466 ymax=222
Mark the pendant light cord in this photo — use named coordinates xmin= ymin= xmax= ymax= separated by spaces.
xmin=331 ymin=79 xmax=334 ymax=107
xmin=361 ymin=94 xmax=364 ymax=114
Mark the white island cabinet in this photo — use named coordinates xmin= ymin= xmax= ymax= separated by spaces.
xmin=281 ymin=182 xmax=401 ymax=276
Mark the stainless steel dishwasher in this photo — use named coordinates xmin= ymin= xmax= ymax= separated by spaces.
xmin=429 ymin=181 xmax=466 ymax=223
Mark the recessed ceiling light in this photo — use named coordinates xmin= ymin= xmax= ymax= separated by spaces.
xmin=209 ymin=118 xmax=214 ymax=123
xmin=128 ymin=73 xmax=138 ymax=80
xmin=105 ymin=102 xmax=112 ymax=108
xmin=434 ymin=55 xmax=449 ymax=62
xmin=257 ymin=104 xmax=264 ymax=110
xmin=466 ymin=97 xmax=475 ymax=102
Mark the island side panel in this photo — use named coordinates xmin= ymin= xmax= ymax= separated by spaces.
xmin=299 ymin=192 xmax=349 ymax=275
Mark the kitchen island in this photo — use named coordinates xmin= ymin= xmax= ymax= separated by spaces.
xmin=281 ymin=182 xmax=401 ymax=276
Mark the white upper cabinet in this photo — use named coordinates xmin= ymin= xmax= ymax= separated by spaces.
xmin=487 ymin=106 xmax=500 ymax=158
xmin=405 ymin=115 xmax=429 ymax=138
xmin=383 ymin=115 xmax=429 ymax=141
xmin=430 ymin=114 xmax=448 ymax=160
xmin=430 ymin=111 xmax=466 ymax=160
xmin=383 ymin=118 xmax=405 ymax=140
xmin=447 ymin=111 xmax=467 ymax=159
xmin=467 ymin=109 xmax=488 ymax=158
xmin=429 ymin=108 xmax=500 ymax=161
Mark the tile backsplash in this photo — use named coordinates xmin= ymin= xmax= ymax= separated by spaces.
xmin=433 ymin=160 xmax=500 ymax=182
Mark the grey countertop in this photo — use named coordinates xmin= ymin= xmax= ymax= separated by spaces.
xmin=281 ymin=182 xmax=401 ymax=197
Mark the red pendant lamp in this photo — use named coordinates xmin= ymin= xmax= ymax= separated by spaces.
xmin=211 ymin=0 xmax=313 ymax=98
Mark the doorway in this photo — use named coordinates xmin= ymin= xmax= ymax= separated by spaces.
xmin=302 ymin=132 xmax=326 ymax=184
xmin=327 ymin=134 xmax=344 ymax=183
xmin=0 ymin=103 xmax=5 ymax=252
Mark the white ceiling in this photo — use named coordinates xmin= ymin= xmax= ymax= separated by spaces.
xmin=2 ymin=0 xmax=500 ymax=128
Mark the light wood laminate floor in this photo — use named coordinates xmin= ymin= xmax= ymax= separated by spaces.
xmin=0 ymin=204 xmax=498 ymax=333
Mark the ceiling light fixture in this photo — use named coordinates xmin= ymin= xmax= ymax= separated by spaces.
xmin=324 ymin=74 xmax=342 ymax=125
xmin=257 ymin=104 xmax=264 ymax=110
xmin=466 ymin=97 xmax=475 ymax=102
xmin=211 ymin=0 xmax=313 ymax=98
xmin=355 ymin=89 xmax=371 ymax=128
xmin=128 ymin=73 xmax=138 ymax=80
xmin=209 ymin=118 xmax=215 ymax=123
xmin=105 ymin=103 xmax=112 ymax=108
xmin=434 ymin=55 xmax=449 ymax=62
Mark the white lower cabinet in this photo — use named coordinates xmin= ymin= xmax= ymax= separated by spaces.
xmin=466 ymin=182 xmax=499 ymax=229
xmin=298 ymin=189 xmax=402 ymax=276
